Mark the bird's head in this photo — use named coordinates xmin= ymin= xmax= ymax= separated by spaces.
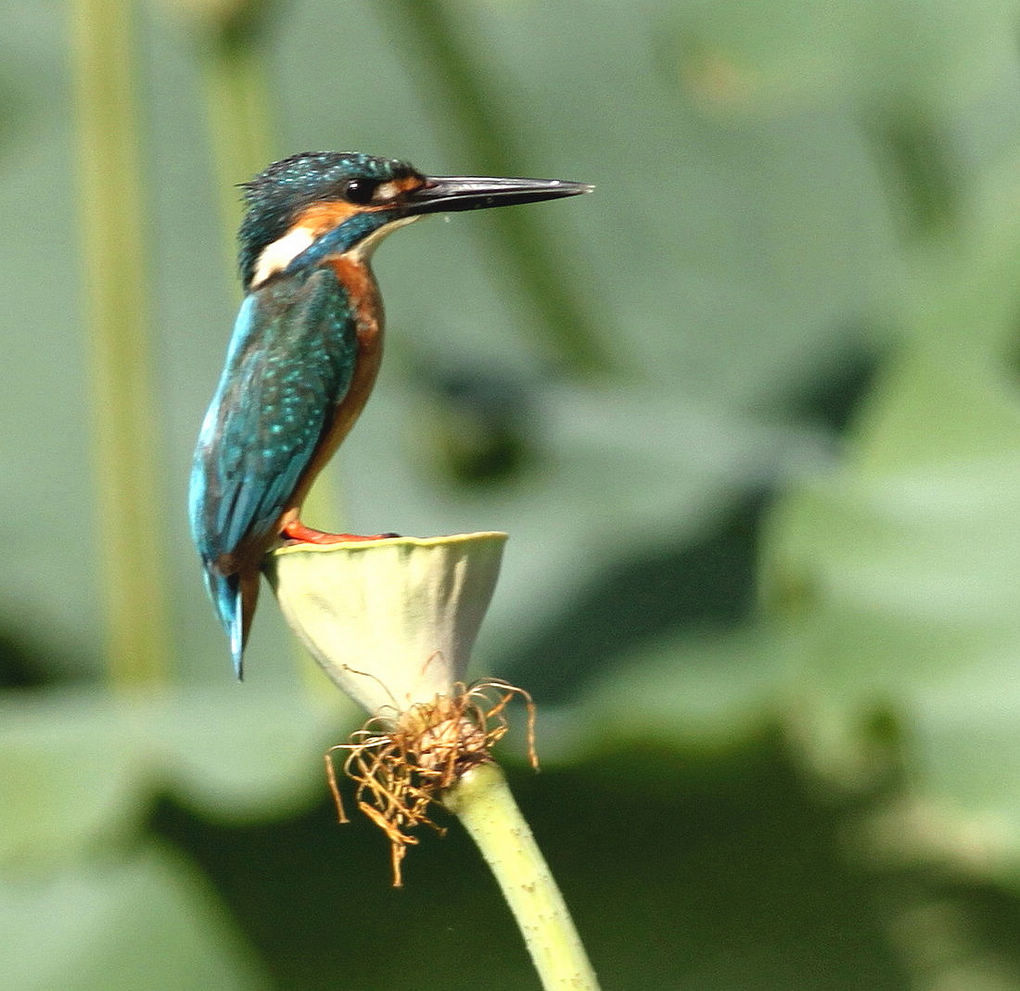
xmin=238 ymin=151 xmax=592 ymax=291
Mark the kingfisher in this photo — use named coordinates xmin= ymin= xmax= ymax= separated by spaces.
xmin=189 ymin=151 xmax=591 ymax=677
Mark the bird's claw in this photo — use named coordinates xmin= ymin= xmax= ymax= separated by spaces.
xmin=281 ymin=521 xmax=401 ymax=545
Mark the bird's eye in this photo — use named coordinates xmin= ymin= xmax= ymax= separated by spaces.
xmin=344 ymin=178 xmax=377 ymax=205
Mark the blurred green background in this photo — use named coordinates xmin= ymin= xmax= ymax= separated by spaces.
xmin=3 ymin=0 xmax=1020 ymax=988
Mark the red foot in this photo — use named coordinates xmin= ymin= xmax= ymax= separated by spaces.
xmin=282 ymin=520 xmax=399 ymax=545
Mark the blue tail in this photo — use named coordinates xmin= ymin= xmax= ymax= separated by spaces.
xmin=202 ymin=567 xmax=246 ymax=679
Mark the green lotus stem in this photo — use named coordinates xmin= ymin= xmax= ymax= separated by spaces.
xmin=193 ymin=6 xmax=343 ymax=537
xmin=444 ymin=762 xmax=601 ymax=991
xmin=376 ymin=0 xmax=609 ymax=375
xmin=70 ymin=0 xmax=170 ymax=686
xmin=194 ymin=10 xmax=275 ymax=258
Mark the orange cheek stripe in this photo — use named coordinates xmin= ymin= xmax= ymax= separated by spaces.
xmin=295 ymin=201 xmax=359 ymax=233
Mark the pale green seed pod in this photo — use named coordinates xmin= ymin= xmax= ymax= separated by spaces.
xmin=266 ymin=532 xmax=508 ymax=720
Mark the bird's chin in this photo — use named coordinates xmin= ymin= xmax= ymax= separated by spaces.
xmin=349 ymin=214 xmax=422 ymax=263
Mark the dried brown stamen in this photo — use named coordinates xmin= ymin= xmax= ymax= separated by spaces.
xmin=325 ymin=678 xmax=537 ymax=886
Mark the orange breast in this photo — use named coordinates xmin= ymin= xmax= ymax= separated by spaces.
xmin=281 ymin=254 xmax=384 ymax=517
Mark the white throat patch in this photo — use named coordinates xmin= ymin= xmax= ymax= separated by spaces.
xmin=349 ymin=215 xmax=420 ymax=263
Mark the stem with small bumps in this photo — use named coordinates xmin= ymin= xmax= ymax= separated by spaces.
xmin=444 ymin=762 xmax=600 ymax=991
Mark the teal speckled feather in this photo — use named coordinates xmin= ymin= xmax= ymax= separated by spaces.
xmin=189 ymin=269 xmax=358 ymax=675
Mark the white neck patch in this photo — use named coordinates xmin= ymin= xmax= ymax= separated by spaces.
xmin=249 ymin=214 xmax=423 ymax=288
xmin=250 ymin=225 xmax=316 ymax=289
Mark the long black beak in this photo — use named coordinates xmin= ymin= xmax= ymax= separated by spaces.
xmin=403 ymin=174 xmax=594 ymax=216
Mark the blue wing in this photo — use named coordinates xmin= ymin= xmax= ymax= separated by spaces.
xmin=189 ymin=267 xmax=359 ymax=676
